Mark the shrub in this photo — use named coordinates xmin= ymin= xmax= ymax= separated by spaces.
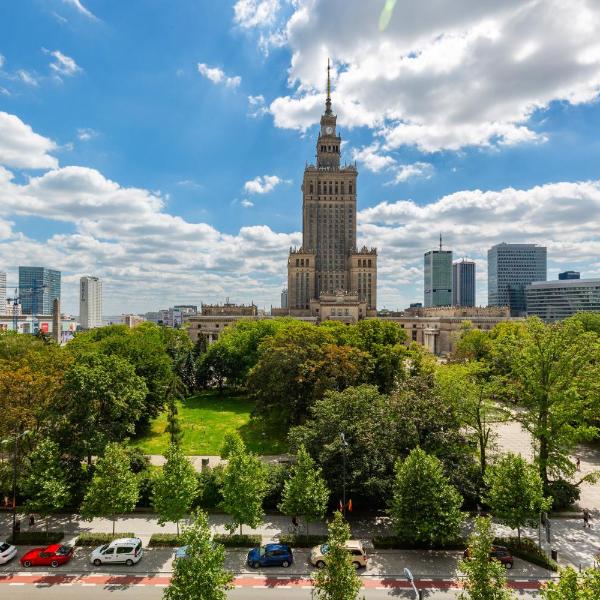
xmin=494 ymin=536 xmax=558 ymax=571
xmin=75 ymin=532 xmax=136 ymax=546
xmin=9 ymin=531 xmax=64 ymax=545
xmin=126 ymin=447 xmax=151 ymax=474
xmin=547 ymin=479 xmax=580 ymax=510
xmin=194 ymin=466 xmax=225 ymax=510
xmin=372 ymin=536 xmax=465 ymax=550
xmin=137 ymin=472 xmax=156 ymax=508
xmin=149 ymin=533 xmax=182 ymax=547
xmin=277 ymin=534 xmax=327 ymax=547
xmin=263 ymin=463 xmax=287 ymax=510
xmin=213 ymin=534 xmax=261 ymax=547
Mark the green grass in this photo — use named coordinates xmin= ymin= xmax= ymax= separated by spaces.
xmin=131 ymin=390 xmax=287 ymax=455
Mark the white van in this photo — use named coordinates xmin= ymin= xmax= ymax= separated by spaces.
xmin=90 ymin=538 xmax=143 ymax=566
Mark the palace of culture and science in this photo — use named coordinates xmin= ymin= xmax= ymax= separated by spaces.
xmin=282 ymin=63 xmax=378 ymax=322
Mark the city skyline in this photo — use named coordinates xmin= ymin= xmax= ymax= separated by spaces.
xmin=1 ymin=1 xmax=600 ymax=314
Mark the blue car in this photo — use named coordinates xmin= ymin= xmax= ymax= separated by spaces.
xmin=247 ymin=544 xmax=293 ymax=568
xmin=174 ymin=546 xmax=188 ymax=559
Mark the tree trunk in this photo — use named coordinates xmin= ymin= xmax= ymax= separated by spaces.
xmin=517 ymin=526 xmax=521 ymax=543
xmin=306 ymin=519 xmax=309 ymax=537
xmin=239 ymin=523 xmax=243 ymax=536
xmin=539 ymin=399 xmax=550 ymax=491
xmin=46 ymin=516 xmax=49 ymax=535
xmin=176 ymin=520 xmax=179 ymax=536
xmin=112 ymin=516 xmax=116 ymax=536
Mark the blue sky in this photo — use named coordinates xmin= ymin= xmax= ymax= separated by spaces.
xmin=1 ymin=0 xmax=600 ymax=315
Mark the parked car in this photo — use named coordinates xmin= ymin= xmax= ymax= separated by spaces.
xmin=90 ymin=537 xmax=143 ymax=567
xmin=310 ymin=540 xmax=368 ymax=569
xmin=0 ymin=541 xmax=17 ymax=565
xmin=247 ymin=544 xmax=293 ymax=568
xmin=20 ymin=544 xmax=73 ymax=568
xmin=174 ymin=545 xmax=188 ymax=560
xmin=463 ymin=545 xmax=514 ymax=568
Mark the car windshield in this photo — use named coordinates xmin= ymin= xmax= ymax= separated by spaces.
xmin=320 ymin=544 xmax=329 ymax=555
xmin=99 ymin=544 xmax=109 ymax=553
xmin=259 ymin=547 xmax=266 ymax=557
xmin=56 ymin=546 xmax=71 ymax=555
xmin=0 ymin=543 xmax=10 ymax=552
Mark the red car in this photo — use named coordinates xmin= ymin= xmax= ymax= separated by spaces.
xmin=20 ymin=544 xmax=74 ymax=568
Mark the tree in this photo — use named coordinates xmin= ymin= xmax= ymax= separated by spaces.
xmin=220 ymin=437 xmax=268 ymax=535
xmin=313 ymin=511 xmax=363 ymax=600
xmin=164 ymin=509 xmax=233 ymax=600
xmin=389 ymin=447 xmax=464 ymax=547
xmin=220 ymin=432 xmax=245 ymax=459
xmin=540 ymin=566 xmax=600 ymax=599
xmin=279 ymin=445 xmax=329 ymax=535
xmin=163 ymin=375 xmax=187 ymax=446
xmin=81 ymin=442 xmax=139 ymax=534
xmin=177 ymin=350 xmax=197 ymax=393
xmin=153 ymin=444 xmax=197 ymax=535
xmin=458 ymin=516 xmax=514 ymax=600
xmin=21 ymin=439 xmax=70 ymax=533
xmin=493 ymin=318 xmax=600 ymax=488
xmin=484 ymin=453 xmax=551 ymax=541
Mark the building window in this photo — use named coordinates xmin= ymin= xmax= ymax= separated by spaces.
xmin=349 ymin=183 xmax=353 ymax=194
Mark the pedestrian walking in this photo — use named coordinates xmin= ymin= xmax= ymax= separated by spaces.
xmin=576 ymin=456 xmax=581 ymax=471
xmin=28 ymin=514 xmax=35 ymax=529
xmin=583 ymin=508 xmax=592 ymax=528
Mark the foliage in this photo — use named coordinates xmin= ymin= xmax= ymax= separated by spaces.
xmin=372 ymin=536 xmax=465 ymax=549
xmin=80 ymin=442 xmax=139 ymax=534
xmin=458 ymin=517 xmax=514 ymax=600
xmin=220 ymin=435 xmax=269 ymax=535
xmin=194 ymin=466 xmax=225 ymax=510
xmin=177 ymin=350 xmax=197 ymax=393
xmin=164 ymin=509 xmax=233 ymax=600
xmin=21 ymin=438 xmax=70 ymax=531
xmin=452 ymin=328 xmax=494 ymax=364
xmin=484 ymin=453 xmax=551 ymax=540
xmin=262 ymin=463 xmax=288 ymax=510
xmin=279 ymin=445 xmax=329 ymax=535
xmin=277 ymin=533 xmax=328 ymax=547
xmin=313 ymin=511 xmax=363 ymax=600
xmin=540 ymin=566 xmax=600 ymax=598
xmin=220 ymin=431 xmax=245 ymax=459
xmin=493 ymin=537 xmax=557 ymax=571
xmin=125 ymin=447 xmax=151 ymax=474
xmin=9 ymin=531 xmax=64 ymax=544
xmin=153 ymin=444 xmax=198 ymax=535
xmin=149 ymin=533 xmax=183 ymax=547
xmin=389 ymin=447 xmax=464 ymax=547
xmin=75 ymin=532 xmax=136 ymax=546
xmin=165 ymin=397 xmax=184 ymax=446
xmin=212 ymin=533 xmax=262 ymax=547
xmin=547 ymin=478 xmax=581 ymax=510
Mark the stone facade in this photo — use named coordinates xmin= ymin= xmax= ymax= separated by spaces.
xmin=287 ymin=63 xmax=377 ymax=321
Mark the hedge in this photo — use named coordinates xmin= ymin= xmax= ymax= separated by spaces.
xmin=494 ymin=536 xmax=558 ymax=571
xmin=149 ymin=534 xmax=182 ymax=547
xmin=213 ymin=534 xmax=261 ymax=547
xmin=277 ymin=534 xmax=327 ymax=548
xmin=9 ymin=531 xmax=64 ymax=545
xmin=75 ymin=533 xmax=136 ymax=546
xmin=372 ymin=536 xmax=466 ymax=550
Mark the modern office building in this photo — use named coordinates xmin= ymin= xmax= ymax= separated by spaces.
xmin=0 ymin=271 xmax=6 ymax=314
xmin=526 ymin=279 xmax=600 ymax=322
xmin=18 ymin=267 xmax=61 ymax=315
xmin=487 ymin=243 xmax=547 ymax=316
xmin=281 ymin=288 xmax=288 ymax=309
xmin=558 ymin=271 xmax=580 ymax=280
xmin=452 ymin=259 xmax=476 ymax=307
xmin=424 ymin=241 xmax=453 ymax=307
xmin=79 ymin=276 xmax=103 ymax=329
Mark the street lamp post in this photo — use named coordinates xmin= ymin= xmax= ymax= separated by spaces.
xmin=340 ymin=433 xmax=349 ymax=518
xmin=1 ymin=429 xmax=30 ymax=537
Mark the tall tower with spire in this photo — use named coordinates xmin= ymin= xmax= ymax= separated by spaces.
xmin=286 ymin=62 xmax=377 ymax=320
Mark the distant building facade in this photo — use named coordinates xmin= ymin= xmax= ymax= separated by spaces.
xmin=122 ymin=314 xmax=145 ymax=328
xmin=487 ymin=243 xmax=546 ymax=316
xmin=79 ymin=276 xmax=103 ymax=329
xmin=452 ymin=259 xmax=476 ymax=307
xmin=18 ymin=267 xmax=61 ymax=315
xmin=424 ymin=247 xmax=453 ymax=307
xmin=0 ymin=271 xmax=5 ymax=314
xmin=558 ymin=271 xmax=580 ymax=280
xmin=526 ymin=279 xmax=600 ymax=322
xmin=280 ymin=288 xmax=288 ymax=309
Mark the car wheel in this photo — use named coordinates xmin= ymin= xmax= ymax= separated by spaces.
xmin=352 ymin=561 xmax=361 ymax=570
xmin=252 ymin=561 xmax=260 ymax=569
xmin=506 ymin=562 xmax=513 ymax=569
xmin=23 ymin=560 xmax=32 ymax=568
xmin=316 ymin=560 xmax=325 ymax=569
xmin=93 ymin=559 xmax=102 ymax=567
xmin=125 ymin=559 xmax=134 ymax=567
xmin=51 ymin=560 xmax=59 ymax=568
xmin=281 ymin=560 xmax=290 ymax=568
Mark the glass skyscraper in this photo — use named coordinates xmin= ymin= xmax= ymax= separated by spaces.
xmin=487 ymin=243 xmax=546 ymax=316
xmin=18 ymin=267 xmax=61 ymax=315
xmin=424 ymin=249 xmax=453 ymax=307
xmin=452 ymin=259 xmax=476 ymax=307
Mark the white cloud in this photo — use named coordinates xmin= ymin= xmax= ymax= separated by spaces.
xmin=351 ymin=145 xmax=433 ymax=183
xmin=77 ymin=128 xmax=98 ymax=141
xmin=17 ymin=70 xmax=38 ymax=86
xmin=62 ymin=0 xmax=96 ymax=20
xmin=0 ymin=112 xmax=58 ymax=169
xmin=234 ymin=0 xmax=280 ymax=29
xmin=48 ymin=50 xmax=82 ymax=77
xmin=0 ymin=54 xmax=4 ymax=69
xmin=248 ymin=94 xmax=268 ymax=117
xmin=265 ymin=0 xmax=600 ymax=152
xmin=197 ymin=63 xmax=241 ymax=88
xmin=391 ymin=162 xmax=434 ymax=183
xmin=241 ymin=199 xmax=255 ymax=208
xmin=244 ymin=174 xmax=290 ymax=194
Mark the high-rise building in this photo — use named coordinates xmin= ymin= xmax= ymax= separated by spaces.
xmin=0 ymin=271 xmax=6 ymax=314
xmin=424 ymin=239 xmax=452 ymax=307
xmin=18 ymin=267 xmax=61 ymax=315
xmin=281 ymin=288 xmax=288 ymax=309
xmin=526 ymin=279 xmax=600 ymax=322
xmin=452 ymin=259 xmax=476 ymax=307
xmin=286 ymin=62 xmax=377 ymax=319
xmin=487 ymin=243 xmax=547 ymax=316
xmin=558 ymin=271 xmax=580 ymax=280
xmin=79 ymin=276 xmax=103 ymax=329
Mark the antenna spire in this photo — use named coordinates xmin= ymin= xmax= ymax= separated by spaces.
xmin=325 ymin=58 xmax=332 ymax=114
xmin=439 ymin=232 xmax=443 ymax=251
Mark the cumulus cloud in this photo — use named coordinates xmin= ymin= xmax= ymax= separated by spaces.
xmin=352 ymin=144 xmax=433 ymax=184
xmin=391 ymin=162 xmax=434 ymax=183
xmin=17 ymin=70 xmax=38 ymax=86
xmin=241 ymin=199 xmax=255 ymax=208
xmin=248 ymin=94 xmax=268 ymax=117
xmin=48 ymin=50 xmax=82 ymax=76
xmin=244 ymin=174 xmax=290 ymax=194
xmin=265 ymin=0 xmax=600 ymax=152
xmin=77 ymin=128 xmax=98 ymax=141
xmin=234 ymin=0 xmax=280 ymax=29
xmin=197 ymin=63 xmax=241 ymax=88
xmin=0 ymin=112 xmax=58 ymax=169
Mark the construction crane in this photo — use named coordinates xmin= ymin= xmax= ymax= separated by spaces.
xmin=6 ymin=284 xmax=48 ymax=333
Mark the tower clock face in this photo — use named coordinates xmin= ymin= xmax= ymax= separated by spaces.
xmin=326 ymin=126 xmax=333 ymax=134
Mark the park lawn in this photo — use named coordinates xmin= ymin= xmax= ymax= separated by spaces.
xmin=131 ymin=390 xmax=288 ymax=455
